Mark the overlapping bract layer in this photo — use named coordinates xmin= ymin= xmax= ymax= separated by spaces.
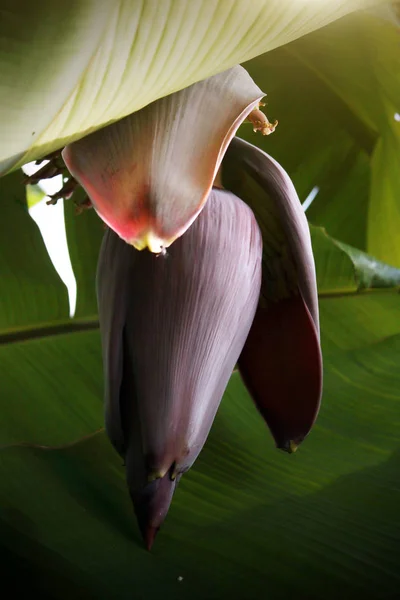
xmin=97 ymin=189 xmax=262 ymax=548
xmin=63 ymin=66 xmax=263 ymax=252
xmin=222 ymin=138 xmax=322 ymax=451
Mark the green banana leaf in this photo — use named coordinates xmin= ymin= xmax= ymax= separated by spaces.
xmin=241 ymin=9 xmax=400 ymax=266
xmin=0 ymin=0 xmax=390 ymax=174
xmin=0 ymin=171 xmax=68 ymax=332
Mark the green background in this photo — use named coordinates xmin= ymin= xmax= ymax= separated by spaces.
xmin=1 ymin=9 xmax=400 ymax=599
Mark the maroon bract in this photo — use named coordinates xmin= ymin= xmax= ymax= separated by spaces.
xmin=97 ymin=189 xmax=262 ymax=549
xmin=222 ymin=137 xmax=322 ymax=452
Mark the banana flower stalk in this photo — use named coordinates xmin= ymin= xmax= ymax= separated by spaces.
xmin=60 ymin=66 xmax=322 ymax=549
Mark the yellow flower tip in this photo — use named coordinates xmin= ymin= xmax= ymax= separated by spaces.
xmin=247 ymin=105 xmax=278 ymax=136
xmin=130 ymin=231 xmax=173 ymax=254
xmin=147 ymin=469 xmax=167 ymax=482
xmin=279 ymin=439 xmax=299 ymax=454
xmin=260 ymin=118 xmax=278 ymax=136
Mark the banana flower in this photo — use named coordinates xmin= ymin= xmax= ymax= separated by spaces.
xmin=60 ymin=66 xmax=322 ymax=549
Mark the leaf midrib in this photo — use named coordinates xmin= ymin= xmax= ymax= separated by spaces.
xmin=1 ymin=288 xmax=399 ymax=344
xmin=0 ymin=315 xmax=99 ymax=345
